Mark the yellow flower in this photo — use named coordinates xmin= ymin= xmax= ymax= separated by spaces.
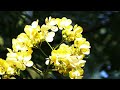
xmin=40 ymin=24 xmax=50 ymax=32
xmin=0 ymin=58 xmax=9 ymax=75
xmin=64 ymin=25 xmax=73 ymax=31
xmin=24 ymin=24 xmax=40 ymax=39
xmin=12 ymin=38 xmax=32 ymax=52
xmin=6 ymin=59 xmax=25 ymax=71
xmin=17 ymin=33 xmax=33 ymax=48
xmin=57 ymin=43 xmax=71 ymax=55
xmin=58 ymin=17 xmax=72 ymax=29
xmin=17 ymin=51 xmax=32 ymax=62
xmin=74 ymin=38 xmax=86 ymax=47
xmin=6 ymin=54 xmax=26 ymax=71
xmin=50 ymin=44 xmax=71 ymax=66
xmin=81 ymin=48 xmax=90 ymax=55
xmin=40 ymin=24 xmax=57 ymax=42
xmin=80 ymin=41 xmax=91 ymax=48
xmin=55 ymin=17 xmax=72 ymax=30
xmin=41 ymin=24 xmax=58 ymax=32
xmin=16 ymin=51 xmax=33 ymax=68
xmin=73 ymin=24 xmax=83 ymax=34
xmin=62 ymin=24 xmax=83 ymax=42
xmin=6 ymin=48 xmax=33 ymax=70
xmin=69 ymin=68 xmax=84 ymax=79
xmin=31 ymin=19 xmax=39 ymax=28
xmin=6 ymin=67 xmax=15 ymax=75
xmin=24 ymin=20 xmax=41 ymax=45
xmin=45 ymin=16 xmax=57 ymax=26
xmin=6 ymin=48 xmax=18 ymax=61
xmin=7 ymin=47 xmax=33 ymax=61
xmin=68 ymin=56 xmax=86 ymax=68
xmin=79 ymin=41 xmax=91 ymax=55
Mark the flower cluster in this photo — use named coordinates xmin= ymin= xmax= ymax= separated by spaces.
xmin=0 ymin=21 xmax=39 ymax=78
xmin=0 ymin=16 xmax=90 ymax=79
xmin=47 ymin=17 xmax=91 ymax=79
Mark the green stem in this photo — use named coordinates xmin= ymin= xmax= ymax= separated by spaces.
xmin=48 ymin=69 xmax=58 ymax=71
xmin=32 ymin=65 xmax=42 ymax=73
xmin=46 ymin=41 xmax=53 ymax=50
xmin=32 ymin=65 xmax=45 ymax=78
xmin=54 ymin=39 xmax=65 ymax=50
xmin=38 ymin=47 xmax=48 ymax=57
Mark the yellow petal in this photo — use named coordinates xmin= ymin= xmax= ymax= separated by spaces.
xmin=31 ymin=20 xmax=39 ymax=28
xmin=46 ymin=32 xmax=55 ymax=42
xmin=25 ymin=61 xmax=33 ymax=67
xmin=48 ymin=32 xmax=55 ymax=37
xmin=24 ymin=54 xmax=32 ymax=61
xmin=6 ymin=67 xmax=15 ymax=75
xmin=51 ymin=26 xmax=58 ymax=32
xmin=81 ymin=48 xmax=90 ymax=55
xmin=46 ymin=36 xmax=53 ymax=42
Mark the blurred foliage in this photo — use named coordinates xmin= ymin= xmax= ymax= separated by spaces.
xmin=0 ymin=11 xmax=120 ymax=79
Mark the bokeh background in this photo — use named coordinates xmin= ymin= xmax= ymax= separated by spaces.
xmin=0 ymin=11 xmax=120 ymax=79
